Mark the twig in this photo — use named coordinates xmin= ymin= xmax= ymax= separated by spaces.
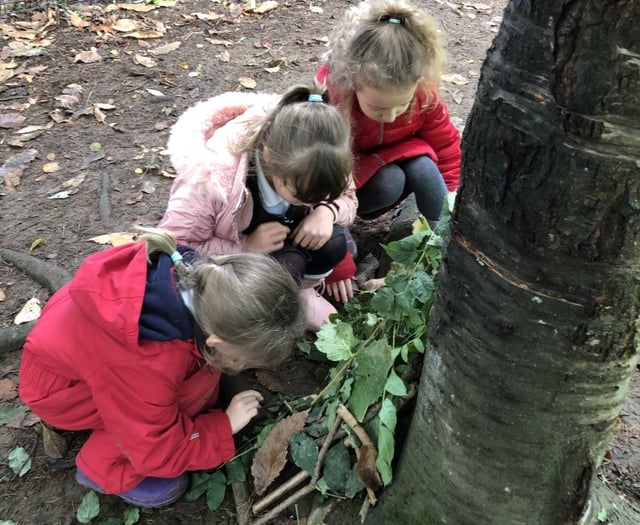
xmin=251 ymin=470 xmax=310 ymax=515
xmin=250 ymin=415 xmax=343 ymax=525
xmin=230 ymin=480 xmax=251 ymax=525
xmin=358 ymin=496 xmax=371 ymax=523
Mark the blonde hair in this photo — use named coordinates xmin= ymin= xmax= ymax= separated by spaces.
xmin=138 ymin=228 xmax=306 ymax=369
xmin=324 ymin=0 xmax=447 ymax=111
xmin=241 ymin=80 xmax=352 ymax=204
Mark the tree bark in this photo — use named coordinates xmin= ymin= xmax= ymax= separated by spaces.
xmin=354 ymin=1 xmax=640 ymax=524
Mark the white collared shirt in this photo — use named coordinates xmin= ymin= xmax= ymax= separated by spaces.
xmin=255 ymin=150 xmax=290 ymax=216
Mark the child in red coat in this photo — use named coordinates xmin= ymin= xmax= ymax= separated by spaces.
xmin=317 ymin=0 xmax=461 ymax=227
xmin=19 ymin=229 xmax=305 ymax=508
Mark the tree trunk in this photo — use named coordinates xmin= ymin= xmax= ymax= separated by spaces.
xmin=360 ymin=1 xmax=640 ymax=524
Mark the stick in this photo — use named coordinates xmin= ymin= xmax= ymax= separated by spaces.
xmin=251 ymin=470 xmax=310 ymax=515
xmin=230 ymin=480 xmax=251 ymax=525
xmin=336 ymin=404 xmax=373 ymax=447
xmin=250 ymin=415 xmax=343 ymax=525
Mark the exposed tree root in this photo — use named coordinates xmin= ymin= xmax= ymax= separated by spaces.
xmin=0 ymin=249 xmax=71 ymax=353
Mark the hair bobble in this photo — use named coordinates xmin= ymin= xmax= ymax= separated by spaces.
xmin=308 ymin=93 xmax=324 ymax=103
xmin=170 ymin=251 xmax=183 ymax=264
xmin=379 ymin=15 xmax=404 ymax=25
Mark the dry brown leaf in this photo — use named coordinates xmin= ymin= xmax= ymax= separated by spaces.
xmin=355 ymin=444 xmax=383 ymax=492
xmin=0 ymin=378 xmax=18 ymax=401
xmin=218 ymin=50 xmax=230 ymax=63
xmin=239 ymin=76 xmax=256 ymax=89
xmin=250 ymin=1 xmax=279 ymax=14
xmin=42 ymin=162 xmax=60 ymax=173
xmin=255 ymin=370 xmax=286 ymax=393
xmin=206 ymin=38 xmax=233 ymax=47
xmin=112 ymin=18 xmax=140 ymax=32
xmin=251 ymin=409 xmax=309 ymax=495
xmin=7 ymin=410 xmax=40 ymax=428
xmin=134 ymin=54 xmax=157 ymax=67
xmin=193 ymin=12 xmax=226 ymax=22
xmin=42 ymin=424 xmax=68 ymax=459
xmin=0 ymin=113 xmax=26 ymax=129
xmin=149 ymin=41 xmax=181 ymax=55
xmin=67 ymin=10 xmax=90 ymax=29
xmin=15 ymin=122 xmax=53 ymax=134
xmin=62 ymin=174 xmax=86 ymax=188
xmin=124 ymin=30 xmax=165 ymax=39
xmin=93 ymin=106 xmax=106 ymax=123
xmin=106 ymin=3 xmax=158 ymax=13
xmin=74 ymin=49 xmax=102 ymax=64
xmin=89 ymin=232 xmax=136 ymax=246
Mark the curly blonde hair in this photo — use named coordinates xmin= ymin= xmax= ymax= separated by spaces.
xmin=324 ymin=0 xmax=447 ymax=112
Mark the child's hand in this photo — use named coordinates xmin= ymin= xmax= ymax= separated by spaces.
xmin=246 ymin=222 xmax=290 ymax=253
xmin=225 ymin=390 xmax=264 ymax=435
xmin=292 ymin=206 xmax=334 ymax=250
xmin=325 ymin=278 xmax=354 ymax=303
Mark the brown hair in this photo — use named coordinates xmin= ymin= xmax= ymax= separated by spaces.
xmin=139 ymin=228 xmax=305 ymax=369
xmin=241 ymin=80 xmax=352 ymax=204
xmin=324 ymin=0 xmax=447 ymax=113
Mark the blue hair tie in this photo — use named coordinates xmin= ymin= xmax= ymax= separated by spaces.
xmin=170 ymin=251 xmax=183 ymax=264
xmin=388 ymin=17 xmax=402 ymax=24
xmin=308 ymin=94 xmax=323 ymax=103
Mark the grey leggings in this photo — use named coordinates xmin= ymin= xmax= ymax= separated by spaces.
xmin=356 ymin=155 xmax=447 ymax=222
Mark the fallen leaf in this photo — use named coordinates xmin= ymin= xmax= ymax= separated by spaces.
xmin=134 ymin=54 xmax=157 ymax=67
xmin=61 ymin=174 xmax=86 ymax=188
xmin=74 ymin=49 xmax=102 ymax=64
xmin=146 ymin=88 xmax=166 ymax=97
xmin=141 ymin=180 xmax=155 ymax=194
xmin=264 ymin=65 xmax=279 ymax=73
xmin=217 ymin=50 xmax=230 ymax=63
xmin=29 ymin=238 xmax=43 ymax=251
xmin=355 ymin=444 xmax=383 ymax=492
xmin=48 ymin=190 xmax=76 ymax=199
xmin=441 ymin=73 xmax=470 ymax=85
xmin=0 ymin=113 xmax=27 ymax=129
xmin=309 ymin=5 xmax=323 ymax=13
xmin=89 ymin=232 xmax=136 ymax=246
xmin=250 ymin=1 xmax=279 ymax=14
xmin=15 ymin=122 xmax=53 ymax=134
xmin=93 ymin=105 xmax=106 ymax=123
xmin=255 ymin=370 xmax=286 ymax=393
xmin=42 ymin=162 xmax=60 ymax=173
xmin=14 ymin=297 xmax=42 ymax=325
xmin=149 ymin=41 xmax=181 ymax=55
xmin=0 ymin=378 xmax=18 ymax=401
xmin=206 ymin=38 xmax=233 ymax=47
xmin=6 ymin=410 xmax=40 ymax=428
xmin=251 ymin=409 xmax=309 ymax=495
xmin=67 ymin=9 xmax=90 ymax=28
xmin=42 ymin=424 xmax=68 ymax=459
xmin=112 ymin=18 xmax=140 ymax=32
xmin=238 ymin=76 xmax=256 ymax=89
xmin=123 ymin=30 xmax=165 ymax=39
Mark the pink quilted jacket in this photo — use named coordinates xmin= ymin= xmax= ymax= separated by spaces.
xmin=159 ymin=92 xmax=357 ymax=256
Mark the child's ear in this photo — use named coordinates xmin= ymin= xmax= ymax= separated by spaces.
xmin=205 ymin=334 xmax=224 ymax=347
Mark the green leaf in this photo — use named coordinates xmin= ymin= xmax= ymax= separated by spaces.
xmin=323 ymin=444 xmax=351 ymax=493
xmin=123 ymin=507 xmax=140 ymax=525
xmin=315 ymin=321 xmax=357 ymax=362
xmin=384 ymin=369 xmax=407 ymax=397
xmin=0 ymin=521 xmax=17 ymax=525
xmin=206 ymin=470 xmax=227 ymax=511
xmin=77 ymin=491 xmax=101 ymax=524
xmin=348 ymin=340 xmax=394 ymax=421
xmin=316 ymin=477 xmax=329 ymax=496
xmin=376 ymin=425 xmax=395 ymax=486
xmin=225 ymin=458 xmax=246 ymax=483
xmin=597 ymin=508 xmax=607 ymax=522
xmin=184 ymin=472 xmax=210 ymax=501
xmin=344 ymin=468 xmax=365 ymax=498
xmin=378 ymin=398 xmax=397 ymax=432
xmin=290 ymin=432 xmax=318 ymax=475
xmin=8 ymin=446 xmax=31 ymax=477
xmin=0 ymin=402 xmax=25 ymax=425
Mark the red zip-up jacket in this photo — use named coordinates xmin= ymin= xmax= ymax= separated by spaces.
xmin=19 ymin=242 xmax=235 ymax=493
xmin=317 ymin=65 xmax=461 ymax=192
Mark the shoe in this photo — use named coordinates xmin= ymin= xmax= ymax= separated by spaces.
xmin=300 ymin=287 xmax=337 ymax=331
xmin=76 ymin=468 xmax=189 ymax=508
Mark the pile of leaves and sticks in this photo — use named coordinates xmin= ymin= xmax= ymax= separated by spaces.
xmin=185 ymin=197 xmax=456 ymax=525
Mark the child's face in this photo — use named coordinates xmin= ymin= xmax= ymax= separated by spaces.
xmin=204 ymin=335 xmax=246 ymax=374
xmin=271 ymin=176 xmax=313 ymax=207
xmin=355 ymin=82 xmax=417 ymax=123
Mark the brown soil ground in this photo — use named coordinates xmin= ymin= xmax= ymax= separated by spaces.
xmin=0 ymin=1 xmax=638 ymax=524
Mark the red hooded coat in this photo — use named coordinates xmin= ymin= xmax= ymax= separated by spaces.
xmin=317 ymin=65 xmax=461 ymax=192
xmin=19 ymin=242 xmax=235 ymax=493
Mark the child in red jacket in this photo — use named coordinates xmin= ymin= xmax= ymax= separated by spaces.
xmin=317 ymin=0 xmax=461 ymax=226
xmin=19 ymin=229 xmax=305 ymax=508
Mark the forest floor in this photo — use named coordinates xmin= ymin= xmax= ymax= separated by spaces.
xmin=0 ymin=0 xmax=638 ymax=524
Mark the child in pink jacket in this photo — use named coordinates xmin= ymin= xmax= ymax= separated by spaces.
xmin=159 ymin=81 xmax=358 ymax=327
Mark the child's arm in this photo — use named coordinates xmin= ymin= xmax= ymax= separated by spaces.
xmin=416 ymin=97 xmax=461 ymax=191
